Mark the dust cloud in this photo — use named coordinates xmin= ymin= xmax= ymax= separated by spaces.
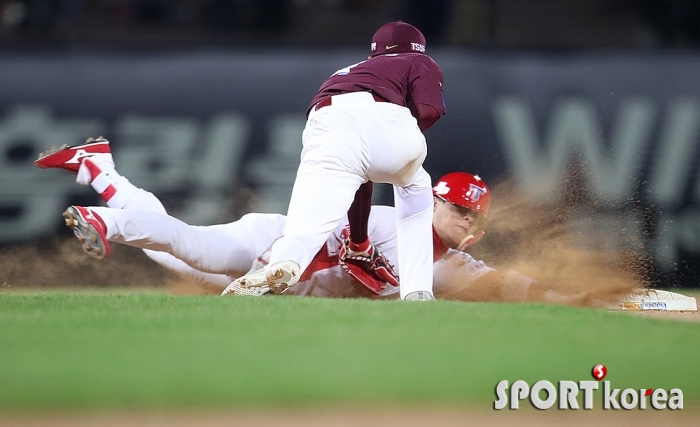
xmin=0 ymin=236 xmax=173 ymax=289
xmin=443 ymin=177 xmax=651 ymax=307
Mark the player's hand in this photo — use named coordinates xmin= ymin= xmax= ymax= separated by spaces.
xmin=337 ymin=230 xmax=400 ymax=294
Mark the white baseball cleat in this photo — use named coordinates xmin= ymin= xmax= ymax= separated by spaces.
xmin=35 ymin=136 xmax=113 ymax=174
xmin=403 ymin=291 xmax=435 ymax=301
xmin=221 ymin=260 xmax=301 ymax=297
xmin=63 ymin=206 xmax=111 ymax=259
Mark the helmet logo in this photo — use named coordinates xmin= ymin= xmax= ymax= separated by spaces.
xmin=467 ymin=183 xmax=487 ymax=201
xmin=434 ymin=181 xmax=450 ymax=195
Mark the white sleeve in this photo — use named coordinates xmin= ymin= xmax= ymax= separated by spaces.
xmin=433 ymin=249 xmax=536 ymax=301
xmin=433 ymin=249 xmax=495 ymax=287
xmin=432 ymin=249 xmax=495 ymax=297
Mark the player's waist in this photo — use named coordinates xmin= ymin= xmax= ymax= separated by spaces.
xmin=310 ymin=91 xmax=391 ymax=114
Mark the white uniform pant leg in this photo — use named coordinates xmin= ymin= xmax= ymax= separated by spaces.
xmin=269 ymin=108 xmax=366 ymax=272
xmin=93 ymin=208 xmax=286 ymax=277
xmin=143 ymin=251 xmax=232 ymax=290
xmin=85 ymin=162 xmax=165 ymax=214
xmin=118 ymin=179 xmax=167 ymax=214
xmin=88 ymin=168 xmax=174 ymax=268
xmin=116 ymin=185 xmax=182 ymax=275
xmin=350 ymin=95 xmax=432 ymax=298
xmin=393 ymin=168 xmax=434 ymax=298
xmin=116 ymin=182 xmax=178 ymax=269
xmin=363 ymin=99 xmax=427 ymax=186
xmin=87 ymin=168 xmax=250 ymax=289
xmin=269 ymin=165 xmax=364 ymax=272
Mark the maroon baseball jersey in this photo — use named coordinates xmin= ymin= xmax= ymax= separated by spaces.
xmin=308 ymin=53 xmax=446 ymax=120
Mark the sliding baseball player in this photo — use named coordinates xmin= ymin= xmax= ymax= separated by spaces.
xmin=35 ymin=137 xmax=540 ymax=301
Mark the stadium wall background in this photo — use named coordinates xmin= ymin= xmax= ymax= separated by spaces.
xmin=1 ymin=49 xmax=698 ymax=288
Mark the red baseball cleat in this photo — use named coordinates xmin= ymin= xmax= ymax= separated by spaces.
xmin=35 ymin=137 xmax=112 ymax=174
xmin=62 ymin=206 xmax=111 ymax=259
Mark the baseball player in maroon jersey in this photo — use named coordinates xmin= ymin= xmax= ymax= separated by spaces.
xmin=36 ymin=137 xmax=549 ymax=302
xmin=227 ymin=21 xmax=446 ymax=300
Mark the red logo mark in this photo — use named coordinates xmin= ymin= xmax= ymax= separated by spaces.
xmin=645 ymin=388 xmax=653 ymax=396
xmin=592 ymin=364 xmax=607 ymax=381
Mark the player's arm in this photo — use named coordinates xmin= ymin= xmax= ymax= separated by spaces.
xmin=407 ymin=101 xmax=441 ymax=131
xmin=337 ymin=206 xmax=400 ymax=295
xmin=407 ymin=59 xmax=445 ymax=131
xmin=432 ymin=250 xmax=538 ymax=302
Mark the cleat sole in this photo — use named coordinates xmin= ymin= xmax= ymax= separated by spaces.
xmin=62 ymin=206 xmax=109 ymax=260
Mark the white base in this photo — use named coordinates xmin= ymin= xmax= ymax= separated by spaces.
xmin=615 ymin=289 xmax=698 ymax=311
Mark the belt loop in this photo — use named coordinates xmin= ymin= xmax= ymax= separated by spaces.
xmin=371 ymin=92 xmax=389 ymax=103
xmin=315 ymin=92 xmax=388 ymax=113
xmin=314 ymin=97 xmax=332 ymax=112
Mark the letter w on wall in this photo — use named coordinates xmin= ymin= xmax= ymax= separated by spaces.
xmin=492 ymin=97 xmax=655 ymax=203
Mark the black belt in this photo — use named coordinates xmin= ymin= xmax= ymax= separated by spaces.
xmin=314 ymin=92 xmax=389 ymax=112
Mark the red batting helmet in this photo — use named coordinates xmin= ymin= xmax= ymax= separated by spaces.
xmin=370 ymin=21 xmax=426 ymax=57
xmin=433 ymin=172 xmax=491 ymax=218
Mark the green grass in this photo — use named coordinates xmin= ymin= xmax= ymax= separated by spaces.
xmin=0 ymin=292 xmax=698 ymax=412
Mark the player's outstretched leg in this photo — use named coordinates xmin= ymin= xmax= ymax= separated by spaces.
xmin=221 ymin=260 xmax=300 ymax=297
xmin=62 ymin=206 xmax=111 ymax=260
